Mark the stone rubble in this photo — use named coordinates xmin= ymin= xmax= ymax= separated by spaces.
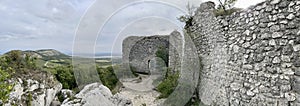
xmin=61 ymin=83 xmax=132 ymax=106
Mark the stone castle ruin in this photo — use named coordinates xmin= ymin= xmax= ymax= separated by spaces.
xmin=189 ymin=0 xmax=300 ymax=105
xmin=122 ymin=0 xmax=300 ymax=105
xmin=122 ymin=31 xmax=182 ymax=75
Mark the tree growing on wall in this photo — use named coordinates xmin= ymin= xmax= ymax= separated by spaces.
xmin=217 ymin=0 xmax=237 ymax=11
xmin=177 ymin=2 xmax=196 ymax=29
xmin=215 ymin=0 xmax=240 ymax=16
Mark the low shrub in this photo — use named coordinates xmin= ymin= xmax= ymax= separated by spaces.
xmin=54 ymin=65 xmax=77 ymax=89
xmin=156 ymin=71 xmax=179 ymax=99
xmin=97 ymin=66 xmax=119 ymax=91
xmin=0 ymin=68 xmax=14 ymax=104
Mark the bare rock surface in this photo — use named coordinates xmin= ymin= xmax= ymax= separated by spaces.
xmin=61 ymin=83 xmax=132 ymax=106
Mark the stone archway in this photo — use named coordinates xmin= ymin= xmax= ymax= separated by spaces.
xmin=126 ymin=35 xmax=169 ymax=74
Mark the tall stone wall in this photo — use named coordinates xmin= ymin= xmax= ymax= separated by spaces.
xmin=189 ymin=0 xmax=300 ymax=105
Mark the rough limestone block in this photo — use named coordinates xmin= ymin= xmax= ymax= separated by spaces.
xmin=273 ymin=57 xmax=281 ymax=64
xmin=287 ymin=14 xmax=295 ymax=20
xmin=295 ymin=68 xmax=300 ymax=76
xmin=272 ymin=32 xmax=283 ymax=38
xmin=293 ymin=44 xmax=300 ymax=51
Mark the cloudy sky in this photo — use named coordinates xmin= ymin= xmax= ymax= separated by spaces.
xmin=0 ymin=0 xmax=265 ymax=55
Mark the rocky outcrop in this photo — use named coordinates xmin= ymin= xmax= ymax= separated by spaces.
xmin=5 ymin=79 xmax=131 ymax=106
xmin=61 ymin=83 xmax=132 ymax=106
xmin=5 ymin=72 xmax=62 ymax=106
xmin=188 ymin=0 xmax=300 ymax=105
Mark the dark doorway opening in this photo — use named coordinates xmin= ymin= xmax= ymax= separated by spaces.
xmin=148 ymin=60 xmax=151 ymax=69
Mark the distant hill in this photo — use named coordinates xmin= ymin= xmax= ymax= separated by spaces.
xmin=3 ymin=49 xmax=122 ymax=60
xmin=5 ymin=49 xmax=70 ymax=61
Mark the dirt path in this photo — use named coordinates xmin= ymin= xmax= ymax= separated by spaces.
xmin=119 ymin=74 xmax=165 ymax=106
xmin=121 ymin=74 xmax=159 ymax=91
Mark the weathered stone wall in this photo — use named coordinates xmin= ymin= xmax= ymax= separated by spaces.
xmin=122 ymin=31 xmax=182 ymax=74
xmin=169 ymin=31 xmax=183 ymax=73
xmin=189 ymin=0 xmax=300 ymax=105
xmin=129 ymin=35 xmax=169 ymax=74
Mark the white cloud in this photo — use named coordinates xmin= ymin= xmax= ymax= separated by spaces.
xmin=0 ymin=0 xmax=266 ymax=55
xmin=0 ymin=0 xmax=94 ymax=54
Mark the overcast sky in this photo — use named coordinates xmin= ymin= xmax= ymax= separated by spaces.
xmin=0 ymin=0 xmax=265 ymax=55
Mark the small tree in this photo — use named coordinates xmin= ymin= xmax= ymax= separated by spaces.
xmin=217 ymin=0 xmax=237 ymax=11
xmin=178 ymin=2 xmax=196 ymax=28
xmin=24 ymin=53 xmax=37 ymax=70
xmin=6 ymin=50 xmax=23 ymax=69
xmin=215 ymin=0 xmax=239 ymax=16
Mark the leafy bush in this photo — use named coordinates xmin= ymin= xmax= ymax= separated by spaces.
xmin=0 ymin=50 xmax=40 ymax=104
xmin=5 ymin=50 xmax=22 ymax=69
xmin=1 ymin=50 xmax=37 ymax=73
xmin=54 ymin=65 xmax=77 ymax=89
xmin=156 ymin=71 xmax=179 ymax=99
xmin=0 ymin=68 xmax=14 ymax=104
xmin=24 ymin=53 xmax=37 ymax=70
xmin=97 ymin=66 xmax=119 ymax=91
